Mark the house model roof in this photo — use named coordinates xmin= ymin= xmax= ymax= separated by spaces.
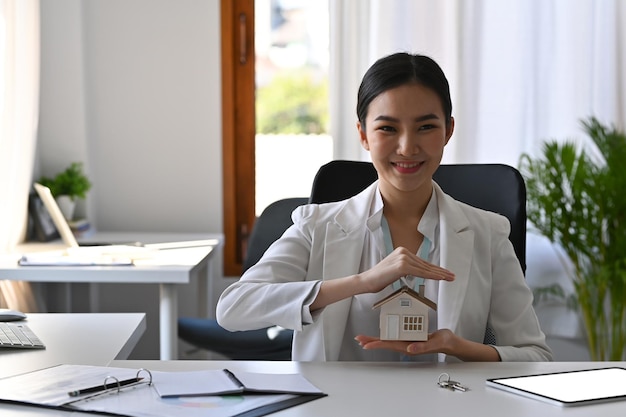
xmin=372 ymin=285 xmax=437 ymax=311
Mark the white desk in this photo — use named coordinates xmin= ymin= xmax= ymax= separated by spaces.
xmin=117 ymin=360 xmax=626 ymax=416
xmin=0 ymin=232 xmax=222 ymax=360
xmin=0 ymin=313 xmax=146 ymax=379
xmin=1 ymin=360 xmax=624 ymax=416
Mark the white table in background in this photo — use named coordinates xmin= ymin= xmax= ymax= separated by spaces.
xmin=0 ymin=313 xmax=146 ymax=379
xmin=0 ymin=232 xmax=222 ymax=360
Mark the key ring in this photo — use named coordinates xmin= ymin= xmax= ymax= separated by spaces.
xmin=436 ymin=372 xmax=468 ymax=392
xmin=437 ymin=372 xmax=451 ymax=387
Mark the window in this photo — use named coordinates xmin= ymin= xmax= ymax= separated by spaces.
xmin=255 ymin=0 xmax=331 ymax=215
xmin=221 ymin=0 xmax=330 ymax=275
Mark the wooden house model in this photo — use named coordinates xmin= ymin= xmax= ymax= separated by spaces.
xmin=373 ymin=285 xmax=437 ymax=341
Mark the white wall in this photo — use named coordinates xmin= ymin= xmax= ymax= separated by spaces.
xmin=38 ymin=0 xmax=222 ymax=235
xmin=38 ymin=0 xmax=224 ymax=359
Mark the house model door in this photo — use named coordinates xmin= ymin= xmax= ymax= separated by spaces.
xmin=386 ymin=315 xmax=400 ymax=340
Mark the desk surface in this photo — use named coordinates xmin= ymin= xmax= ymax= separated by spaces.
xmin=116 ymin=360 xmax=625 ymax=417
xmin=1 ymin=360 xmax=625 ymax=416
xmin=0 ymin=313 xmax=146 ymax=379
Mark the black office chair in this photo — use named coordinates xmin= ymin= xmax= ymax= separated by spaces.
xmin=308 ymin=160 xmax=526 ymax=273
xmin=308 ymin=160 xmax=527 ymax=346
xmin=178 ymin=197 xmax=307 ymax=360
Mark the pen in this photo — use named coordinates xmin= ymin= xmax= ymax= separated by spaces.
xmin=68 ymin=377 xmax=143 ymax=397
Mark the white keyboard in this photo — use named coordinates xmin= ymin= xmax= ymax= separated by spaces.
xmin=0 ymin=322 xmax=46 ymax=349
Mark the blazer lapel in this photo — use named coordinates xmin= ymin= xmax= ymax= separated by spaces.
xmin=320 ymin=183 xmax=377 ymax=360
xmin=434 ymin=184 xmax=474 ymax=334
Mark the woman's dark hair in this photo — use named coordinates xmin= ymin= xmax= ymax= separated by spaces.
xmin=356 ymin=53 xmax=452 ymax=128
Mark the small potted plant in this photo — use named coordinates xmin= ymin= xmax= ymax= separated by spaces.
xmin=38 ymin=162 xmax=92 ymax=220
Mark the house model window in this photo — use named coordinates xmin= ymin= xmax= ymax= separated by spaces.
xmin=373 ymin=285 xmax=437 ymax=341
xmin=404 ymin=315 xmax=424 ymax=332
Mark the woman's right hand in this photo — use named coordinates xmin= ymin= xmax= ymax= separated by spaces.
xmin=311 ymin=246 xmax=454 ymax=312
xmin=357 ymin=246 xmax=455 ymax=293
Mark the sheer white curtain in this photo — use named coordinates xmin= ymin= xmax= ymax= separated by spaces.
xmin=330 ymin=0 xmax=626 ymax=165
xmin=0 ymin=0 xmax=40 ymax=311
xmin=453 ymin=0 xmax=626 ymax=165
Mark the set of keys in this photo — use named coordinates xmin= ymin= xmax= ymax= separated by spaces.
xmin=437 ymin=373 xmax=468 ymax=392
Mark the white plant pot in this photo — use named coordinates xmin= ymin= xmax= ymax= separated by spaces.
xmin=55 ymin=195 xmax=76 ymax=221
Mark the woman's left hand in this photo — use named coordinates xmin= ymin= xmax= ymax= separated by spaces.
xmin=355 ymin=330 xmax=500 ymax=361
xmin=355 ymin=329 xmax=455 ymax=356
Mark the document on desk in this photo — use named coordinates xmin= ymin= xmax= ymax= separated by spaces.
xmin=17 ymin=245 xmax=159 ymax=266
xmin=18 ymin=250 xmax=134 ymax=266
xmin=0 ymin=364 xmax=326 ymax=417
xmin=152 ymin=368 xmax=324 ymax=397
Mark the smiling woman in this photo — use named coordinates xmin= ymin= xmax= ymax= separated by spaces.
xmin=216 ymin=52 xmax=552 ymax=363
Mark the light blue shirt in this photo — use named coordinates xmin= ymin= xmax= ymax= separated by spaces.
xmin=338 ymin=186 xmax=440 ymax=361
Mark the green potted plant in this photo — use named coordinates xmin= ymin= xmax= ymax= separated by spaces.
xmin=38 ymin=162 xmax=92 ymax=220
xmin=519 ymin=116 xmax=626 ymax=361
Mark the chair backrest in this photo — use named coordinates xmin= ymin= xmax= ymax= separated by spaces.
xmin=309 ymin=160 xmax=526 ymax=273
xmin=178 ymin=197 xmax=305 ymax=361
xmin=243 ymin=197 xmax=309 ymax=272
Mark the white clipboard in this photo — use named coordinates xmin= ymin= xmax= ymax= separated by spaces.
xmin=486 ymin=367 xmax=626 ymax=407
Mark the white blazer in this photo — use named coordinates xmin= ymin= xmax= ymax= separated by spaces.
xmin=217 ymin=181 xmax=552 ymax=362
